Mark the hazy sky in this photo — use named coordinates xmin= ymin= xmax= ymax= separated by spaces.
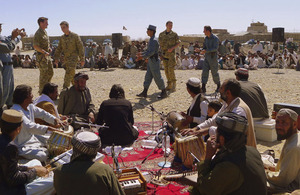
xmin=1 ymin=0 xmax=299 ymax=40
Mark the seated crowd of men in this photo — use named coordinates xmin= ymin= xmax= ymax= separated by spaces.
xmin=176 ymin=40 xmax=299 ymax=70
xmin=0 ymin=68 xmax=299 ymax=194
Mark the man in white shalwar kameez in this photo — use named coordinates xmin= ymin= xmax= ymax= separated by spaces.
xmin=11 ymin=85 xmax=61 ymax=162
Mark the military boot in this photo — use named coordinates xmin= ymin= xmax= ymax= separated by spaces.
xmin=201 ymin=83 xmax=206 ymax=93
xmin=158 ymin=89 xmax=168 ymax=99
xmin=136 ymin=88 xmax=148 ymax=98
xmin=165 ymin=82 xmax=173 ymax=91
xmin=215 ymin=82 xmax=221 ymax=93
xmin=171 ymin=81 xmax=176 ymax=92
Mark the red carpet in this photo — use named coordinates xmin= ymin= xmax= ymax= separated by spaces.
xmin=101 ymin=121 xmax=191 ymax=194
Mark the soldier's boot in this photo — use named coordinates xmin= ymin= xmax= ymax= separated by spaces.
xmin=136 ymin=88 xmax=148 ymax=98
xmin=201 ymin=83 xmax=206 ymax=94
xmin=215 ymin=82 xmax=221 ymax=93
xmin=158 ymin=89 xmax=168 ymax=99
xmin=165 ymin=82 xmax=173 ymax=91
xmin=171 ymin=81 xmax=176 ymax=92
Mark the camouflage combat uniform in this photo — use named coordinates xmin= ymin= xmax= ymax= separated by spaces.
xmin=54 ymin=32 xmax=84 ymax=88
xmin=33 ymin=28 xmax=53 ymax=94
xmin=158 ymin=30 xmax=180 ymax=90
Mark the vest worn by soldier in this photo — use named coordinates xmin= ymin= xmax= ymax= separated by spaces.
xmin=33 ymin=28 xmax=50 ymax=61
xmin=159 ymin=30 xmax=179 ymax=59
xmin=211 ymin=146 xmax=267 ymax=195
xmin=54 ymin=32 xmax=84 ymax=62
xmin=239 ymin=80 xmax=269 ymax=118
xmin=187 ymin=94 xmax=208 ymax=128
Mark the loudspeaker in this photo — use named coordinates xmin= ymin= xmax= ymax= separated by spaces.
xmin=112 ymin=33 xmax=122 ymax=48
xmin=272 ymin=28 xmax=284 ymax=42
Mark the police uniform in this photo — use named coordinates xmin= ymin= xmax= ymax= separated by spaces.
xmin=54 ymin=32 xmax=84 ymax=88
xmin=159 ymin=30 xmax=180 ymax=90
xmin=33 ymin=28 xmax=53 ymax=94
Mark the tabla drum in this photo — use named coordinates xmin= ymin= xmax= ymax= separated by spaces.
xmin=174 ymin=135 xmax=206 ymax=168
xmin=166 ymin=111 xmax=187 ymax=131
xmin=47 ymin=125 xmax=74 ymax=157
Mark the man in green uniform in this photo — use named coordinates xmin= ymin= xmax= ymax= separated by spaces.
xmin=33 ymin=17 xmax=53 ymax=95
xmin=54 ymin=21 xmax=85 ymax=89
xmin=159 ymin=21 xmax=180 ymax=92
xmin=54 ymin=130 xmax=125 ymax=195
xmin=192 ymin=112 xmax=267 ymax=195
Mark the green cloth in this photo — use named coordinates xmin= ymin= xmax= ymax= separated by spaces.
xmin=192 ymin=160 xmax=243 ymax=195
xmin=58 ymin=86 xmax=95 ymax=116
xmin=192 ymin=146 xmax=267 ymax=195
xmin=54 ymin=160 xmax=125 ymax=195
xmin=54 ymin=31 xmax=85 ymax=62
xmin=33 ymin=28 xmax=50 ymax=51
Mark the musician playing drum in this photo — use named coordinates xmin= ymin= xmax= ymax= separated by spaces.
xmin=11 ymin=85 xmax=62 ymax=162
xmin=181 ymin=77 xmax=208 ymax=128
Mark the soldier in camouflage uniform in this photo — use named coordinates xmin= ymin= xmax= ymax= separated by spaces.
xmin=159 ymin=21 xmax=181 ymax=91
xmin=33 ymin=17 xmax=53 ymax=95
xmin=54 ymin=21 xmax=85 ymax=89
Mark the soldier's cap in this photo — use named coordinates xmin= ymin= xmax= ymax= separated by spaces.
xmin=92 ymin=42 xmax=97 ymax=46
xmin=216 ymin=112 xmax=248 ymax=134
xmin=235 ymin=68 xmax=249 ymax=76
xmin=277 ymin=108 xmax=298 ymax=122
xmin=187 ymin=77 xmax=200 ymax=88
xmin=147 ymin=25 xmax=156 ymax=31
xmin=1 ymin=109 xmax=23 ymax=123
xmin=74 ymin=72 xmax=89 ymax=81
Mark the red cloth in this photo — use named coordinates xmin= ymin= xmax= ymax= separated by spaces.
xmin=147 ymin=183 xmax=190 ymax=195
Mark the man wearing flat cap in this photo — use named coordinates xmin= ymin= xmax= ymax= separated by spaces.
xmin=136 ymin=25 xmax=167 ymax=99
xmin=267 ymin=108 xmax=300 ymax=193
xmin=0 ymin=109 xmax=51 ymax=194
xmin=58 ymin=72 xmax=96 ymax=130
xmin=181 ymin=77 xmax=208 ymax=128
xmin=235 ymin=68 xmax=269 ymax=119
xmin=54 ymin=130 xmax=125 ymax=195
xmin=192 ymin=112 xmax=267 ymax=195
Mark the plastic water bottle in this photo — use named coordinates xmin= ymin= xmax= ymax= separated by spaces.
xmin=162 ymin=134 xmax=170 ymax=156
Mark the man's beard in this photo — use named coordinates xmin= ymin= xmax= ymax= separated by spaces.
xmin=220 ymin=93 xmax=227 ymax=102
xmin=277 ymin=125 xmax=294 ymax=141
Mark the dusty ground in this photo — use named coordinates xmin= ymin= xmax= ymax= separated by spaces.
xmin=13 ymin=66 xmax=300 ymax=157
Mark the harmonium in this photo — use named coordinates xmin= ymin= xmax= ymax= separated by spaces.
xmin=272 ymin=103 xmax=300 ymax=129
xmin=116 ymin=168 xmax=147 ymax=195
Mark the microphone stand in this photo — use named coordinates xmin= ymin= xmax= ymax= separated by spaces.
xmin=141 ymin=121 xmax=167 ymax=164
xmin=112 ymin=144 xmax=122 ymax=177
xmin=158 ymin=124 xmax=171 ymax=168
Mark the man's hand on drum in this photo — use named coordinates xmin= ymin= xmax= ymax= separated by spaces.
xmin=47 ymin=126 xmax=63 ymax=133
xmin=181 ymin=127 xmax=197 ymax=136
xmin=53 ymin=118 xmax=63 ymax=128
xmin=88 ymin=112 xmax=95 ymax=123
xmin=31 ymin=166 xmax=49 ymax=177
